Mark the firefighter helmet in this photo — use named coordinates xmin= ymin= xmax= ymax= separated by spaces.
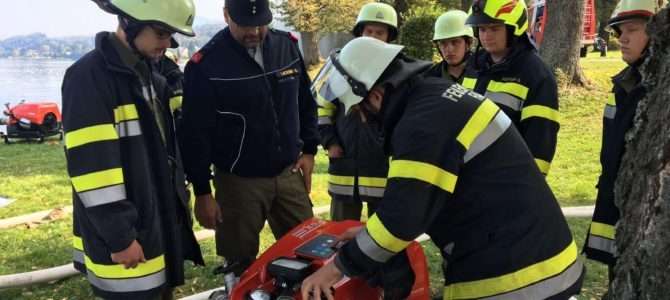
xmin=608 ymin=0 xmax=667 ymax=28
xmin=92 ymin=0 xmax=196 ymax=36
xmin=352 ymin=2 xmax=399 ymax=41
xmin=433 ymin=10 xmax=474 ymax=41
xmin=314 ymin=37 xmax=403 ymax=113
xmin=465 ymin=0 xmax=529 ymax=37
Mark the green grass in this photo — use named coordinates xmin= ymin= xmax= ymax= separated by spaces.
xmin=0 ymin=53 xmax=624 ymax=299
xmin=0 ymin=141 xmax=70 ymax=219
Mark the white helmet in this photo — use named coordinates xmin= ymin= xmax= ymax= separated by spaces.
xmin=608 ymin=0 xmax=667 ymax=31
xmin=433 ymin=10 xmax=474 ymax=41
xmin=313 ymin=37 xmax=404 ymax=113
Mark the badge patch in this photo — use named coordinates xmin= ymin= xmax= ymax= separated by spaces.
xmin=278 ymin=68 xmax=299 ymax=78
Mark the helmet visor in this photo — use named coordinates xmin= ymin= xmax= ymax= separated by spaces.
xmin=311 ymin=56 xmax=351 ymax=103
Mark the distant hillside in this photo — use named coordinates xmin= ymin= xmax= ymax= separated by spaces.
xmin=0 ymin=33 xmax=93 ymax=59
xmin=0 ymin=23 xmax=226 ymax=60
xmin=0 ymin=17 xmax=294 ymax=60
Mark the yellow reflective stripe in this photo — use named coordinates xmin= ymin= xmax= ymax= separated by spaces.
xmin=445 ymin=240 xmax=578 ymax=299
xmin=388 ymin=160 xmax=458 ymax=193
xmin=113 ymin=104 xmax=139 ymax=123
xmin=457 ymin=100 xmax=499 ymax=150
xmin=316 ymin=93 xmax=336 ymax=110
xmin=65 ymin=124 xmax=118 ymax=149
xmin=71 ymin=168 xmax=124 ymax=192
xmin=607 ymin=93 xmax=616 ymax=106
xmin=318 ymin=107 xmax=335 ymax=117
xmin=521 ymin=105 xmax=560 ymax=123
xmin=329 ymin=174 xmax=387 ymax=187
xmin=329 ymin=174 xmax=355 ymax=186
xmin=85 ymin=254 xmax=165 ymax=279
xmin=535 ymin=158 xmax=551 ymax=174
xmin=73 ymin=236 xmax=84 ymax=251
xmin=590 ymin=222 xmax=615 ymax=239
xmin=359 ymin=176 xmax=387 ymax=188
xmin=169 ymin=96 xmax=183 ymax=112
xmin=487 ymin=80 xmax=529 ymax=100
xmin=366 ymin=214 xmax=411 ymax=253
xmin=462 ymin=77 xmax=477 ymax=89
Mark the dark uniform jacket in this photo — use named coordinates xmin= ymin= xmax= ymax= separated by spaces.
xmin=62 ymin=32 xmax=203 ymax=299
xmin=181 ymin=28 xmax=319 ymax=196
xmin=316 ymin=84 xmax=388 ymax=203
xmin=424 ymin=51 xmax=473 ymax=84
xmin=462 ymin=41 xmax=559 ymax=175
xmin=334 ymin=60 xmax=583 ymax=299
xmin=585 ymin=63 xmax=645 ymax=266
xmin=158 ymin=56 xmax=185 ymax=122
xmin=425 ymin=60 xmax=464 ymax=83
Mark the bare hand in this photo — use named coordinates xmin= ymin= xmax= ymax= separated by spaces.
xmin=111 ymin=240 xmax=146 ymax=269
xmin=327 ymin=144 xmax=344 ymax=159
xmin=301 ymin=261 xmax=343 ymax=300
xmin=337 ymin=225 xmax=364 ymax=241
xmin=194 ymin=193 xmax=222 ymax=229
xmin=292 ymin=154 xmax=315 ymax=193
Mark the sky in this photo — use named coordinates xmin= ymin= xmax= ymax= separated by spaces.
xmin=0 ymin=0 xmax=230 ymax=39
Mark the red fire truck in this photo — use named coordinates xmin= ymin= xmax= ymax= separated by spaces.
xmin=528 ymin=0 xmax=598 ymax=57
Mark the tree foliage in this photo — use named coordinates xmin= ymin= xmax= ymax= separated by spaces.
xmin=276 ymin=0 xmax=366 ymax=34
xmin=398 ymin=13 xmax=439 ymax=60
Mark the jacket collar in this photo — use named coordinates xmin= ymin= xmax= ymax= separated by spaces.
xmin=95 ymin=32 xmax=136 ymax=75
xmin=473 ymin=39 xmax=534 ymax=74
xmin=378 ymin=55 xmax=433 ymax=152
xmin=613 ymin=63 xmax=643 ymax=95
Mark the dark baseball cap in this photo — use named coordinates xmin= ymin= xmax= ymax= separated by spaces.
xmin=225 ymin=0 xmax=272 ymax=26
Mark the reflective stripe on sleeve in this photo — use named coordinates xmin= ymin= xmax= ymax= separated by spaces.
xmin=590 ymin=222 xmax=615 ymax=239
xmin=457 ymin=99 xmax=500 ymax=150
xmin=521 ymin=105 xmax=560 ymax=123
xmin=387 ymin=160 xmax=458 ymax=193
xmin=70 ymin=168 xmax=124 ymax=193
xmin=65 ymin=124 xmax=118 ymax=149
xmin=363 ymin=214 xmax=411 ymax=255
xmin=77 ymin=184 xmax=127 ymax=208
xmin=116 ymin=120 xmax=142 ymax=138
xmin=463 ymin=111 xmax=512 ymax=163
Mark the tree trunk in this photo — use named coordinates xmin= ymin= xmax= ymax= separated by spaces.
xmin=392 ymin=0 xmax=409 ymax=28
xmin=461 ymin=0 xmax=471 ymax=10
xmin=539 ymin=0 xmax=588 ymax=86
xmin=609 ymin=7 xmax=670 ymax=300
xmin=300 ymin=31 xmax=320 ymax=67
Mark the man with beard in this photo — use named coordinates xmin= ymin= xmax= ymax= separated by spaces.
xmin=180 ymin=0 xmax=319 ymax=276
xmin=61 ymin=0 xmax=204 ymax=298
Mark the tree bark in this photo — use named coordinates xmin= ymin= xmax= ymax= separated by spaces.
xmin=392 ymin=0 xmax=409 ymax=28
xmin=300 ymin=31 xmax=320 ymax=67
xmin=609 ymin=6 xmax=670 ymax=300
xmin=539 ymin=0 xmax=588 ymax=86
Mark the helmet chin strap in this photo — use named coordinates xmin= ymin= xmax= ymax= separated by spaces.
xmin=118 ymin=16 xmax=144 ymax=53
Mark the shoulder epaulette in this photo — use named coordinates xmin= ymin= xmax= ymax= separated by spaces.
xmin=288 ymin=32 xmax=299 ymax=43
xmin=271 ymin=28 xmax=299 ymax=43
xmin=190 ymin=52 xmax=204 ymax=64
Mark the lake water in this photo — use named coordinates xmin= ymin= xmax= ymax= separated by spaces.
xmin=0 ymin=58 xmax=74 ymax=107
xmin=0 ymin=58 xmax=73 ymax=134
